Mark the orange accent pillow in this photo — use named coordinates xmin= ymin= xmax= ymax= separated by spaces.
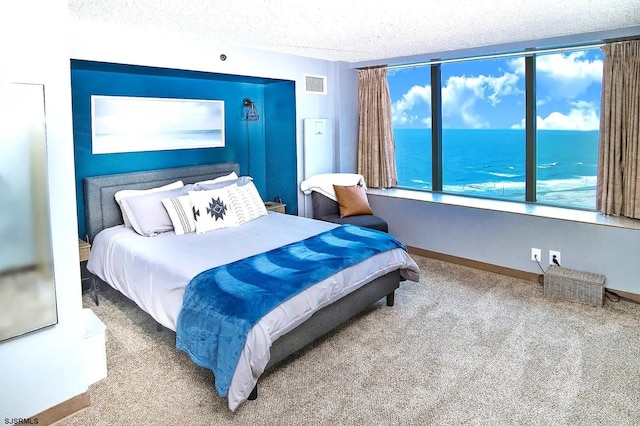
xmin=333 ymin=185 xmax=374 ymax=218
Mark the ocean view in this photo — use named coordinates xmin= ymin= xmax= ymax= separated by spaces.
xmin=394 ymin=128 xmax=598 ymax=209
xmin=93 ymin=129 xmax=224 ymax=153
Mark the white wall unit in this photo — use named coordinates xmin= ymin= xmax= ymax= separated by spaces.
xmin=303 ymin=118 xmax=334 ymax=178
xmin=302 ymin=118 xmax=334 ymax=217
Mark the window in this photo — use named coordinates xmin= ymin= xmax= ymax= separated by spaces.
xmin=389 ymin=67 xmax=432 ymax=191
xmin=441 ymin=57 xmax=525 ymax=200
xmin=388 ymin=46 xmax=603 ymax=210
xmin=535 ymin=50 xmax=603 ymax=209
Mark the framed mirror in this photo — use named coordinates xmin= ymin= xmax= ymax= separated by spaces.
xmin=0 ymin=82 xmax=57 ymax=342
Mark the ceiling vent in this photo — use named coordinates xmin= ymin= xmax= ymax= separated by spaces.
xmin=304 ymin=75 xmax=327 ymax=94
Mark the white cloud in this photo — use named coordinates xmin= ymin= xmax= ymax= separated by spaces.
xmin=537 ymin=51 xmax=602 ymax=80
xmin=391 ymin=84 xmax=431 ymax=126
xmin=536 ymin=51 xmax=602 ymax=99
xmin=392 ymin=70 xmax=521 ymax=128
xmin=441 ymin=72 xmax=520 ymax=128
xmin=508 ymin=57 xmax=525 ymax=75
xmin=510 ymin=100 xmax=599 ymax=130
xmin=508 ymin=51 xmax=601 ymax=78
xmin=536 ymin=96 xmax=550 ymax=107
xmin=390 ymin=49 xmax=600 ymax=129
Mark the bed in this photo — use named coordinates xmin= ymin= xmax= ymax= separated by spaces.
xmin=83 ymin=163 xmax=420 ymax=411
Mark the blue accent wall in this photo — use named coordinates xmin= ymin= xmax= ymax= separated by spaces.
xmin=71 ymin=60 xmax=296 ymax=237
xmin=264 ymin=81 xmax=297 ymax=211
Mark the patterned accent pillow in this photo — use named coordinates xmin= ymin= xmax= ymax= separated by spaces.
xmin=225 ymin=185 xmax=248 ymax=225
xmin=161 ymin=195 xmax=195 ymax=235
xmin=188 ymin=186 xmax=239 ymax=234
xmin=235 ymin=181 xmax=268 ymax=222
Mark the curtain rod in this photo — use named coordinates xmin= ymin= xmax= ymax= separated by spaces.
xmin=358 ymin=64 xmax=389 ymax=70
xmin=377 ymin=42 xmax=605 ymax=71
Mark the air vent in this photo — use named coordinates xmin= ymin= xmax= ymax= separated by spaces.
xmin=304 ymin=75 xmax=327 ymax=94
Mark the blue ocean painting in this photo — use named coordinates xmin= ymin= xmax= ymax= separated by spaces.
xmin=94 ymin=129 xmax=223 ymax=152
xmin=394 ymin=128 xmax=598 ymax=209
xmin=91 ymin=96 xmax=225 ymax=153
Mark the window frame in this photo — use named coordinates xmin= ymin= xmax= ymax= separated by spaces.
xmin=391 ymin=44 xmax=603 ymax=211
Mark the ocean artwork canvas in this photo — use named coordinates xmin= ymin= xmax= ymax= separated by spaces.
xmin=91 ymin=95 xmax=224 ymax=154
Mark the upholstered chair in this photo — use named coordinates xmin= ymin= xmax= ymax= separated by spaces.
xmin=310 ymin=191 xmax=388 ymax=232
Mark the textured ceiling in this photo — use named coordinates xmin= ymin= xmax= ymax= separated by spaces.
xmin=68 ymin=0 xmax=640 ymax=63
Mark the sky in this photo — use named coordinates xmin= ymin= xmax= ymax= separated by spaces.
xmin=93 ymin=96 xmax=224 ymax=134
xmin=388 ymin=48 xmax=603 ymax=130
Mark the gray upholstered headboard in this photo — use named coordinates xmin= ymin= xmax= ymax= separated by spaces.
xmin=83 ymin=163 xmax=240 ymax=243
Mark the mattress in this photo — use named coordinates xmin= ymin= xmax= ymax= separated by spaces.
xmin=87 ymin=212 xmax=419 ymax=410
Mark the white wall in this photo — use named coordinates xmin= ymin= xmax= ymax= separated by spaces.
xmin=0 ymin=0 xmax=87 ymax=419
xmin=69 ymin=19 xmax=347 ymax=216
xmin=333 ymin=63 xmax=359 ymax=172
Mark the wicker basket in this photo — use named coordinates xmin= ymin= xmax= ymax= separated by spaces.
xmin=544 ymin=265 xmax=606 ymax=307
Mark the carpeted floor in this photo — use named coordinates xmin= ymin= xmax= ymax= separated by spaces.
xmin=56 ymin=256 xmax=640 ymax=425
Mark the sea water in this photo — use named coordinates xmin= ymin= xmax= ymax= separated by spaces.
xmin=394 ymin=128 xmax=598 ymax=209
xmin=93 ymin=129 xmax=223 ymax=153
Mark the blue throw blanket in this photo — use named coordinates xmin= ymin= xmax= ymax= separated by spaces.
xmin=176 ymin=224 xmax=407 ymax=397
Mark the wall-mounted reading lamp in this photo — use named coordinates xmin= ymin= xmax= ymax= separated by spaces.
xmin=243 ymin=98 xmax=259 ymax=121
xmin=243 ymin=98 xmax=259 ymax=176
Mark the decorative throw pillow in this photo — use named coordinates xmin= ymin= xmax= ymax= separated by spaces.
xmin=188 ymin=186 xmax=239 ymax=234
xmin=235 ymin=181 xmax=268 ymax=222
xmin=333 ymin=184 xmax=374 ymax=218
xmin=161 ymin=195 xmax=195 ymax=235
xmin=119 ymin=184 xmax=193 ymax=236
xmin=114 ymin=180 xmax=184 ymax=228
xmin=225 ymin=185 xmax=249 ymax=225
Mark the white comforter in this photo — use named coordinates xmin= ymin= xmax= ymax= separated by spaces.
xmin=87 ymin=212 xmax=419 ymax=410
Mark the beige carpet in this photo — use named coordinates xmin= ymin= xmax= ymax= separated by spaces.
xmin=56 ymin=256 xmax=640 ymax=425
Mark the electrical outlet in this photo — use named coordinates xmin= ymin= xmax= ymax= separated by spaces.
xmin=549 ymin=250 xmax=561 ymax=266
xmin=531 ymin=248 xmax=541 ymax=262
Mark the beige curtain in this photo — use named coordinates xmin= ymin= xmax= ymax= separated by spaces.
xmin=357 ymin=67 xmax=397 ymax=188
xmin=597 ymin=40 xmax=640 ymax=219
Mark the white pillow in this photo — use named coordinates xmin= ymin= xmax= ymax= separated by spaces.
xmin=161 ymin=195 xmax=196 ymax=235
xmin=194 ymin=175 xmax=253 ymax=191
xmin=120 ymin=185 xmax=192 ymax=236
xmin=189 ymin=186 xmax=239 ymax=234
xmin=114 ymin=180 xmax=184 ymax=228
xmin=193 ymin=172 xmax=239 ymax=187
xmin=235 ymin=181 xmax=268 ymax=222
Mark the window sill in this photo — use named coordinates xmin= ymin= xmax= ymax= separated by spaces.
xmin=366 ymin=187 xmax=640 ymax=231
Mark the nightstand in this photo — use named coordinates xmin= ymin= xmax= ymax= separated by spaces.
xmin=78 ymin=238 xmax=91 ymax=262
xmin=264 ymin=201 xmax=286 ymax=214
xmin=78 ymin=238 xmax=99 ymax=305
